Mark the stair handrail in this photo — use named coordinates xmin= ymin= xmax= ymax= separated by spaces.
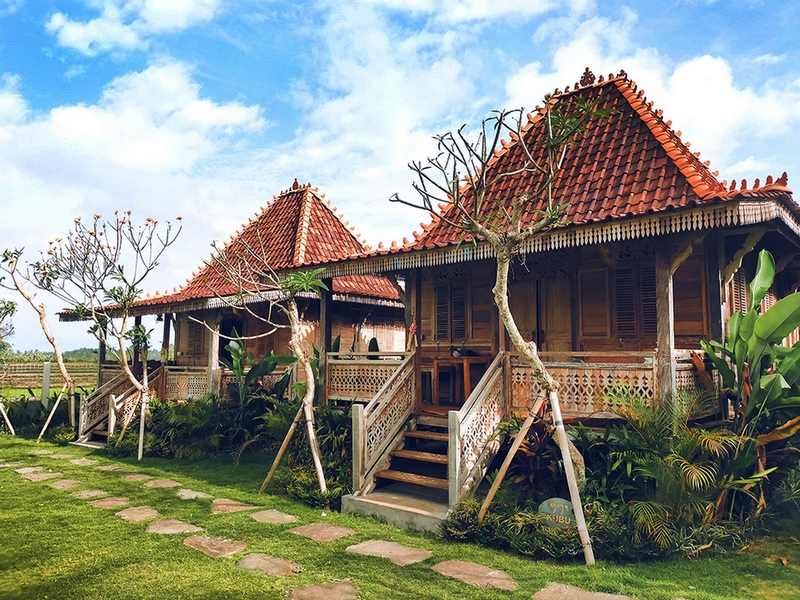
xmin=449 ymin=351 xmax=506 ymax=506
xmin=352 ymin=350 xmax=417 ymax=494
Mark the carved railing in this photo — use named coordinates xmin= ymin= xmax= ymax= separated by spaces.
xmin=351 ymin=351 xmax=416 ymax=494
xmin=78 ymin=369 xmax=133 ymax=439
xmin=449 ymin=352 xmax=506 ymax=506
xmin=219 ymin=366 xmax=294 ymax=400
xmin=163 ymin=366 xmax=210 ymax=401
xmin=328 ymin=352 xmax=409 ymax=403
xmin=510 ymin=352 xmax=657 ymax=417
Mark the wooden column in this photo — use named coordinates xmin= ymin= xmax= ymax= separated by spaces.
xmin=414 ymin=270 xmax=423 ymax=406
xmin=655 ymin=242 xmax=675 ymax=405
xmin=208 ymin=317 xmax=220 ymax=395
xmin=159 ymin=314 xmax=171 ymax=400
xmin=318 ymin=279 xmax=333 ymax=404
xmin=132 ymin=315 xmax=142 ymax=377
xmin=705 ymin=234 xmax=724 ymax=342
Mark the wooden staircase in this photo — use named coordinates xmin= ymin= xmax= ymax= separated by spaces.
xmin=374 ymin=422 xmax=450 ymax=492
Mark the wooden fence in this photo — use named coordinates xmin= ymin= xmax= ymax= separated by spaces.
xmin=0 ymin=362 xmax=97 ymax=390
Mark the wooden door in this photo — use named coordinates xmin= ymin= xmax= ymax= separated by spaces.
xmin=540 ymin=278 xmax=572 ymax=352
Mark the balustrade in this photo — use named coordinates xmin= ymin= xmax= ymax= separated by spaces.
xmin=328 ymin=352 xmax=408 ymax=403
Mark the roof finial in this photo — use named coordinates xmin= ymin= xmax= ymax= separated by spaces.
xmin=291 ymin=178 xmax=299 ymax=190
xmin=580 ymin=67 xmax=596 ymax=86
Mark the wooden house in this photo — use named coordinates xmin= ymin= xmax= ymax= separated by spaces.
xmin=304 ymin=70 xmax=800 ymax=530
xmin=76 ymin=180 xmax=406 ymax=441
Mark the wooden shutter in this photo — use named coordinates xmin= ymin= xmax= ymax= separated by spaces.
xmin=615 ymin=268 xmax=637 ymax=338
xmin=640 ymin=266 xmax=657 ymax=336
xmin=732 ymin=269 xmax=748 ymax=314
xmin=436 ymin=284 xmax=450 ymax=340
xmin=188 ymin=320 xmax=205 ymax=358
xmin=451 ymin=284 xmax=467 ymax=341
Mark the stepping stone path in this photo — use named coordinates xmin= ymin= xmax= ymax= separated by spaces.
xmin=290 ymin=523 xmax=356 ymax=543
xmin=89 ymin=496 xmax=129 ymax=508
xmin=345 ymin=540 xmax=432 ymax=566
xmin=0 ymin=462 xmax=22 ymax=468
xmin=51 ymin=479 xmax=81 ymax=489
xmin=211 ymin=498 xmax=257 ymax=514
xmin=184 ymin=535 xmax=246 ymax=558
xmin=177 ymin=489 xmax=211 ymax=500
xmin=532 ymin=583 xmax=632 ymax=600
xmin=143 ymin=478 xmax=181 ymax=488
xmin=124 ymin=473 xmax=152 ymax=481
xmin=251 ymin=509 xmax=297 ymax=524
xmin=147 ymin=519 xmax=203 ymax=535
xmin=21 ymin=472 xmax=63 ymax=482
xmin=51 ymin=454 xmax=74 ymax=459
xmin=31 ymin=449 xmax=54 ymax=455
xmin=15 ymin=466 xmax=43 ymax=474
xmin=73 ymin=489 xmax=107 ymax=499
xmin=432 ymin=560 xmax=517 ymax=591
xmin=71 ymin=458 xmax=97 ymax=466
xmin=116 ymin=507 xmax=160 ymax=522
xmin=286 ymin=580 xmax=357 ymax=600
xmin=235 ymin=553 xmax=303 ymax=576
xmin=96 ymin=465 xmax=122 ymax=472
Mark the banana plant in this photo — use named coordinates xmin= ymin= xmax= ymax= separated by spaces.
xmin=700 ymin=249 xmax=800 ymax=518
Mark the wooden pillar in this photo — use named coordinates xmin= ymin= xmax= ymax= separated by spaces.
xmin=160 ymin=314 xmax=171 ymax=365
xmin=414 ymin=269 xmax=423 ymax=406
xmin=705 ymin=233 xmax=724 ymax=342
xmin=655 ymin=241 xmax=676 ymax=405
xmin=318 ymin=279 xmax=333 ymax=404
xmin=132 ymin=315 xmax=143 ymax=377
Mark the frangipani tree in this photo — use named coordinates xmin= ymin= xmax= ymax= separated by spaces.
xmin=3 ymin=212 xmax=181 ymax=458
xmin=391 ymin=91 xmax=613 ymax=565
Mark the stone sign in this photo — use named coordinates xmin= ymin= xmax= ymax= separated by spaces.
xmin=537 ymin=497 xmax=574 ymax=528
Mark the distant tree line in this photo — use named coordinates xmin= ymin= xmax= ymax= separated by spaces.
xmin=0 ymin=347 xmax=100 ymax=363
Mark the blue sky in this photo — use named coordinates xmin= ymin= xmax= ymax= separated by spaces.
xmin=1 ymin=0 xmax=798 ymax=350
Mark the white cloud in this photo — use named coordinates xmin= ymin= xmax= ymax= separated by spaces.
xmin=0 ymin=0 xmax=22 ymax=17
xmin=46 ymin=0 xmax=220 ymax=56
xmin=361 ymin=0 xmax=593 ymax=22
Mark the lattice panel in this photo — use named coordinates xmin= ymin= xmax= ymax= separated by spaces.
xmin=364 ymin=364 xmax=415 ymax=469
xmin=510 ymin=359 xmax=656 ymax=416
xmin=328 ymin=362 xmax=401 ymax=400
xmin=79 ymin=373 xmax=135 ymax=436
xmin=457 ymin=372 xmax=503 ymax=484
xmin=165 ymin=373 xmax=209 ymax=401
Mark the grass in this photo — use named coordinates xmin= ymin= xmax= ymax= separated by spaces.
xmin=1 ymin=435 xmax=799 ymax=600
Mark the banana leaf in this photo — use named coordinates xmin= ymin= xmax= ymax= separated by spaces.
xmin=777 ymin=343 xmax=800 ymax=387
xmin=753 ymin=292 xmax=800 ymax=345
xmin=748 ymin=250 xmax=775 ymax=313
xmin=700 ymin=339 xmax=735 ymax=389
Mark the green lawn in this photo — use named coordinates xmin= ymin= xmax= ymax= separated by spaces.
xmin=1 ymin=436 xmax=798 ymax=600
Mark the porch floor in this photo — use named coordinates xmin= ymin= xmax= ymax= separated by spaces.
xmin=341 ymin=483 xmax=449 ymax=533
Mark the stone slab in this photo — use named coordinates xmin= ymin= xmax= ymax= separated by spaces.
xmin=177 ymin=489 xmax=212 ymax=500
xmin=211 ymin=498 xmax=258 ymax=514
xmin=15 ymin=466 xmax=43 ymax=474
xmin=21 ymin=472 xmax=63 ymax=482
xmin=286 ymin=580 xmax=357 ymax=600
xmin=143 ymin=478 xmax=181 ymax=488
xmin=0 ymin=462 xmax=21 ymax=468
xmin=532 ymin=583 xmax=632 ymax=600
xmin=345 ymin=540 xmax=432 ymax=566
xmin=432 ymin=560 xmax=517 ymax=591
xmin=250 ymin=509 xmax=298 ymax=524
xmin=31 ymin=449 xmax=54 ymax=455
xmin=147 ymin=519 xmax=203 ymax=534
xmin=70 ymin=458 xmax=97 ymax=466
xmin=116 ymin=506 xmax=160 ymax=522
xmin=51 ymin=479 xmax=81 ymax=489
xmin=183 ymin=535 xmax=246 ymax=558
xmin=235 ymin=553 xmax=303 ymax=576
xmin=123 ymin=473 xmax=152 ymax=481
xmin=89 ymin=496 xmax=129 ymax=508
xmin=51 ymin=454 xmax=74 ymax=459
xmin=96 ymin=465 xmax=122 ymax=472
xmin=73 ymin=489 xmax=107 ymax=499
xmin=289 ymin=522 xmax=357 ymax=543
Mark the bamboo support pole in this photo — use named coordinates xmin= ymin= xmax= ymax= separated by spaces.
xmin=137 ymin=392 xmax=148 ymax=461
xmin=259 ymin=405 xmax=304 ymax=494
xmin=478 ymin=394 xmax=546 ymax=521
xmin=37 ymin=383 xmax=68 ymax=442
xmin=0 ymin=402 xmax=15 ymax=435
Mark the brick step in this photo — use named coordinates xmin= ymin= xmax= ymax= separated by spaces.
xmin=374 ymin=469 xmax=449 ymax=490
xmin=403 ymin=430 xmax=448 ymax=443
xmin=389 ymin=449 xmax=448 ymax=465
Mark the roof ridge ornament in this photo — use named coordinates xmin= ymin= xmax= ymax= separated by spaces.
xmin=579 ymin=67 xmax=595 ymax=87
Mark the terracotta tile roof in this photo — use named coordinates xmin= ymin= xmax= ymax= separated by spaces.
xmin=133 ymin=180 xmax=398 ymax=309
xmin=405 ymin=69 xmax=793 ymax=251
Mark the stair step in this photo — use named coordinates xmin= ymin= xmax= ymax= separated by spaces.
xmin=375 ymin=469 xmax=449 ymax=490
xmin=93 ymin=430 xmax=110 ymax=438
xmin=390 ymin=449 xmax=448 ymax=464
xmin=404 ymin=430 xmax=448 ymax=443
